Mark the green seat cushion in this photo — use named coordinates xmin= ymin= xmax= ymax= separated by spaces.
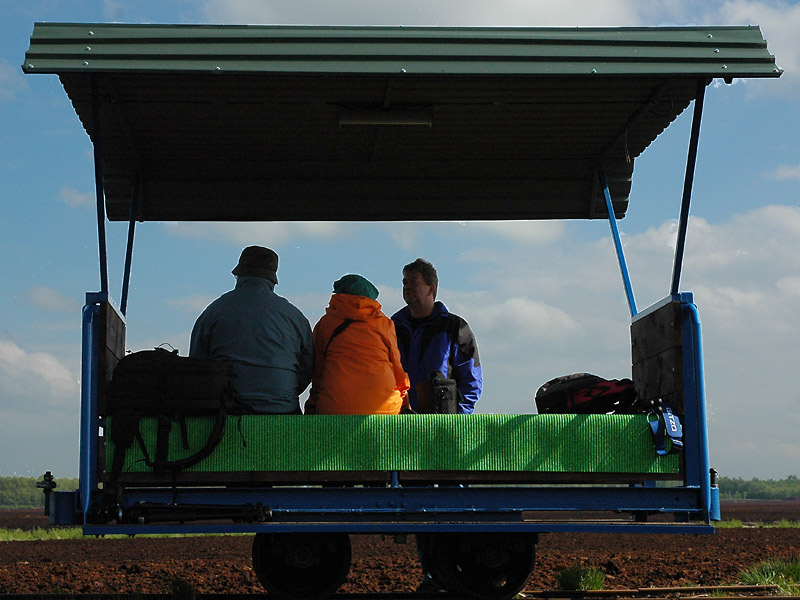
xmin=107 ymin=413 xmax=678 ymax=474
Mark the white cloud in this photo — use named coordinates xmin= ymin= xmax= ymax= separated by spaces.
xmin=162 ymin=219 xmax=571 ymax=252
xmin=467 ymin=221 xmax=567 ymax=246
xmin=0 ymin=60 xmax=27 ymax=101
xmin=165 ymin=293 xmax=217 ymax=317
xmin=290 ymin=291 xmax=339 ymax=325
xmin=60 ymin=187 xmax=94 ymax=208
xmin=711 ymin=0 xmax=800 ymax=89
xmin=767 ymin=162 xmax=800 ymax=181
xmin=776 ymin=275 xmax=800 ymax=295
xmin=0 ymin=341 xmax=79 ymax=412
xmin=164 ymin=221 xmax=350 ymax=246
xmin=103 ymin=0 xmax=127 ymax=21
xmin=459 ymin=293 xmax=583 ymax=343
xmin=199 ymin=0 xmax=644 ymax=27
xmin=0 ymin=407 xmax=79 ymax=477
xmin=384 ymin=223 xmax=423 ymax=252
xmin=27 ymin=286 xmax=81 ymax=314
xmin=691 ymin=205 xmax=800 ymax=272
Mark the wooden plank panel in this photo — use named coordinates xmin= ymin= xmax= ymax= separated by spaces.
xmin=632 ymin=348 xmax=684 ymax=414
xmin=631 ymin=301 xmax=682 ymax=361
xmin=98 ymin=301 xmax=125 ymax=415
xmin=631 ymin=301 xmax=685 ymax=414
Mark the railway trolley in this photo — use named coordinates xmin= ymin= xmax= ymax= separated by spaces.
xmin=24 ymin=23 xmax=781 ymax=599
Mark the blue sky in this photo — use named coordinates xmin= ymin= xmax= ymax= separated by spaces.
xmin=1 ymin=1 xmax=799 ymax=480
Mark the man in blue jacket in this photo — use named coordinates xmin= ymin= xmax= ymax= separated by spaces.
xmin=190 ymin=246 xmax=313 ymax=414
xmin=392 ymin=258 xmax=483 ymax=591
xmin=391 ymin=258 xmax=482 ymax=414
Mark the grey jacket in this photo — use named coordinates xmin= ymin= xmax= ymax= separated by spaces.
xmin=189 ymin=276 xmax=313 ymax=413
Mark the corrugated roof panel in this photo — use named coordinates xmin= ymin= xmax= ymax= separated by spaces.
xmin=24 ymin=23 xmax=781 ymax=78
xmin=23 ymin=24 xmax=781 ymax=221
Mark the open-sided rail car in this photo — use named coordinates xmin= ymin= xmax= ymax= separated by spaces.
xmin=24 ymin=23 xmax=781 ymax=599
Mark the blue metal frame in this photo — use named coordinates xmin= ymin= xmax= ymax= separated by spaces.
xmin=79 ymin=292 xmax=106 ymax=525
xmin=682 ymin=300 xmax=717 ymax=520
xmin=76 ymin=484 xmax=713 ymax=536
xmin=85 ymin=521 xmax=712 ymax=536
xmin=600 ymin=168 xmax=638 ymax=317
xmin=103 ymin=484 xmax=706 ymax=513
xmin=66 ymin=74 xmax=719 ymax=539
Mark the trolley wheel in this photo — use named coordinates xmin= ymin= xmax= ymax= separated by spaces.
xmin=426 ymin=532 xmax=537 ymax=599
xmin=251 ymin=532 xmax=352 ymax=599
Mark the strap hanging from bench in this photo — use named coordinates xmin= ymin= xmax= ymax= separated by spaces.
xmin=648 ymin=404 xmax=683 ymax=455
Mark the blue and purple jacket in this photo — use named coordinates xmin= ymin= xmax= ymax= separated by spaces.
xmin=391 ymin=301 xmax=482 ymax=414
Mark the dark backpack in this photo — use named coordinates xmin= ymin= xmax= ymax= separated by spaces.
xmin=106 ymin=348 xmax=239 ymax=481
xmin=535 ymin=373 xmax=683 ymax=455
xmin=535 ymin=373 xmax=641 ymax=415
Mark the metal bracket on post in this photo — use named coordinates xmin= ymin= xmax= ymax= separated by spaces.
xmin=90 ymin=75 xmax=109 ymax=295
xmin=671 ymin=79 xmax=707 ymax=296
xmin=599 ymin=169 xmax=637 ymax=317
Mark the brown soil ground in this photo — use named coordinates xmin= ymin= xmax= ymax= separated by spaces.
xmin=1 ymin=500 xmax=799 ymax=595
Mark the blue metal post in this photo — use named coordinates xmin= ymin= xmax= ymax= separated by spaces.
xmin=90 ymin=75 xmax=109 ymax=295
xmin=120 ymin=176 xmax=139 ymax=316
xmin=671 ymin=79 xmax=707 ymax=295
xmin=682 ymin=298 xmax=712 ymax=521
xmin=79 ymin=294 xmax=104 ymax=524
xmin=599 ymin=169 xmax=637 ymax=316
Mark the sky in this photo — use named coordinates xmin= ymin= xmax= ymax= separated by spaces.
xmin=1 ymin=0 xmax=799 ymax=481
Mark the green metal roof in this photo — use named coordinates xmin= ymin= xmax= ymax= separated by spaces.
xmin=23 ymin=23 xmax=781 ymax=222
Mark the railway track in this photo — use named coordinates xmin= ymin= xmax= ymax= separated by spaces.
xmin=1 ymin=584 xmax=797 ymax=600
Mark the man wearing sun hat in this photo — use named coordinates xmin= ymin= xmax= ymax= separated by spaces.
xmin=189 ymin=246 xmax=313 ymax=414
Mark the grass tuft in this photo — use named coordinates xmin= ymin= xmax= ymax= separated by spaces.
xmin=776 ymin=519 xmax=800 ymax=528
xmin=0 ymin=526 xmax=249 ymax=541
xmin=556 ymin=562 xmax=606 ymax=591
xmin=715 ymin=519 xmax=744 ymax=528
xmin=0 ymin=526 xmax=84 ymax=541
xmin=716 ymin=519 xmax=800 ymax=529
xmin=739 ymin=556 xmax=800 ymax=595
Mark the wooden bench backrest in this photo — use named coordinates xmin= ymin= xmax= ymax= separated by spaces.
xmin=631 ymin=300 xmax=684 ymax=415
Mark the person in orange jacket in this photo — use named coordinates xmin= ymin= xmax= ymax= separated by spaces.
xmin=305 ymin=274 xmax=410 ymax=415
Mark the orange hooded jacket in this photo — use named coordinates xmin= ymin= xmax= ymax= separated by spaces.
xmin=306 ymin=293 xmax=410 ymax=415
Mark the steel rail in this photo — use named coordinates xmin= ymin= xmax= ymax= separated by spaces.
xmin=0 ymin=584 xmax=793 ymax=600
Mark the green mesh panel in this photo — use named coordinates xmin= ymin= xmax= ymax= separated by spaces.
xmin=107 ymin=414 xmax=678 ymax=474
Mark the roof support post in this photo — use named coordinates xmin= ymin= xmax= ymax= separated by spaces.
xmin=90 ymin=75 xmax=109 ymax=295
xmin=599 ymin=168 xmax=637 ymax=317
xmin=120 ymin=175 xmax=139 ymax=316
xmin=670 ymin=78 xmax=707 ymax=295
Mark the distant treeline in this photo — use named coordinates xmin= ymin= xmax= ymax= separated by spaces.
xmin=1 ymin=474 xmax=798 ymax=508
xmin=718 ymin=475 xmax=800 ymax=500
xmin=0 ymin=475 xmax=79 ymax=509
